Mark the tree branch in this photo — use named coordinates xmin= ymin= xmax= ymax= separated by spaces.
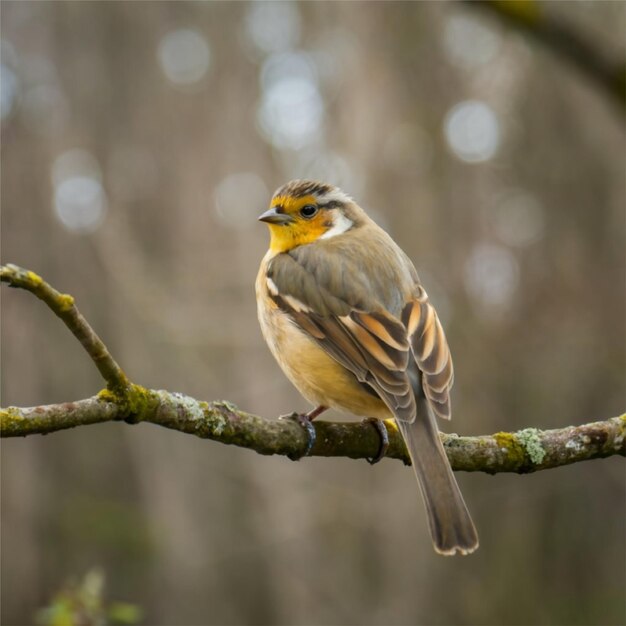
xmin=2 ymin=264 xmax=624 ymax=473
xmin=1 ymin=264 xmax=130 ymax=392
xmin=471 ymin=1 xmax=625 ymax=112
xmin=1 ymin=392 xmax=624 ymax=473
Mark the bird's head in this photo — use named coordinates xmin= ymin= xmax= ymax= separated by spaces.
xmin=259 ymin=180 xmax=360 ymax=253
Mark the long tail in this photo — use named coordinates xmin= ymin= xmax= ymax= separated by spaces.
xmin=395 ymin=399 xmax=479 ymax=556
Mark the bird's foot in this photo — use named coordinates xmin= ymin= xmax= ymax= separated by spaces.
xmin=280 ymin=412 xmax=317 ymax=461
xmin=362 ymin=417 xmax=389 ymax=465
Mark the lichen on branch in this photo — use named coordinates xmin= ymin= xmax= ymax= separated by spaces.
xmin=1 ymin=263 xmax=624 ymax=473
xmin=1 ymin=391 xmax=624 ymax=473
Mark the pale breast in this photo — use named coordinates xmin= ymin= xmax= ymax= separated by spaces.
xmin=256 ymin=254 xmax=391 ymax=419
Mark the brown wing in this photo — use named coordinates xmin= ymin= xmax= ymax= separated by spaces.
xmin=267 ymin=249 xmax=418 ymax=421
xmin=402 ymin=286 xmax=454 ymax=420
xmin=267 ymin=242 xmax=453 ymax=423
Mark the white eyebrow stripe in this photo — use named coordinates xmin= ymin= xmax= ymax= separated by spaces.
xmin=320 ymin=212 xmax=354 ymax=239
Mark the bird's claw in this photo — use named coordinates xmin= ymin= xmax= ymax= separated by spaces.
xmin=363 ymin=417 xmax=389 ymax=465
xmin=280 ymin=412 xmax=317 ymax=461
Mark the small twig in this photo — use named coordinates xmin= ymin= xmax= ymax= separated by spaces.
xmin=1 ymin=264 xmax=130 ymax=392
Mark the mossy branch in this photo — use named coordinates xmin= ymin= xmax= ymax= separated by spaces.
xmin=1 ymin=393 xmax=624 ymax=473
xmin=1 ymin=264 xmax=130 ymax=393
xmin=1 ymin=264 xmax=624 ymax=473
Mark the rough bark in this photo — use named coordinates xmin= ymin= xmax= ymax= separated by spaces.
xmin=2 ymin=264 xmax=624 ymax=474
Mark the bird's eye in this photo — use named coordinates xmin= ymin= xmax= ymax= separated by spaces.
xmin=300 ymin=204 xmax=318 ymax=219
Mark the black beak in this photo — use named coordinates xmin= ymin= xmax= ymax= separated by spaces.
xmin=258 ymin=207 xmax=293 ymax=225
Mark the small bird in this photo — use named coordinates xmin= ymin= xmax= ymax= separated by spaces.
xmin=256 ymin=179 xmax=478 ymax=555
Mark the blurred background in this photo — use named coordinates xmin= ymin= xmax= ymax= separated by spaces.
xmin=1 ymin=2 xmax=624 ymax=625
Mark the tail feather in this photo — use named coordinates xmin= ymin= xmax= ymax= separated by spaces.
xmin=396 ymin=400 xmax=479 ymax=556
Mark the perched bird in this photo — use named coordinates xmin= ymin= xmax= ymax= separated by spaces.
xmin=256 ymin=179 xmax=478 ymax=555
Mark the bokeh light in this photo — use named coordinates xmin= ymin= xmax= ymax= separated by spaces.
xmin=259 ymin=50 xmax=317 ymax=92
xmin=443 ymin=14 xmax=501 ymax=69
xmin=51 ymin=149 xmax=107 ymax=233
xmin=0 ymin=63 xmax=18 ymax=120
xmin=0 ymin=38 xmax=18 ymax=67
xmin=444 ymin=100 xmax=500 ymax=163
xmin=15 ymin=55 xmax=71 ymax=135
xmin=463 ymin=243 xmax=519 ymax=314
xmin=257 ymin=50 xmax=324 ymax=150
xmin=243 ymin=1 xmax=301 ymax=55
xmin=492 ymin=190 xmax=545 ymax=247
xmin=158 ymin=29 xmax=211 ymax=87
xmin=214 ymin=172 xmax=269 ymax=229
